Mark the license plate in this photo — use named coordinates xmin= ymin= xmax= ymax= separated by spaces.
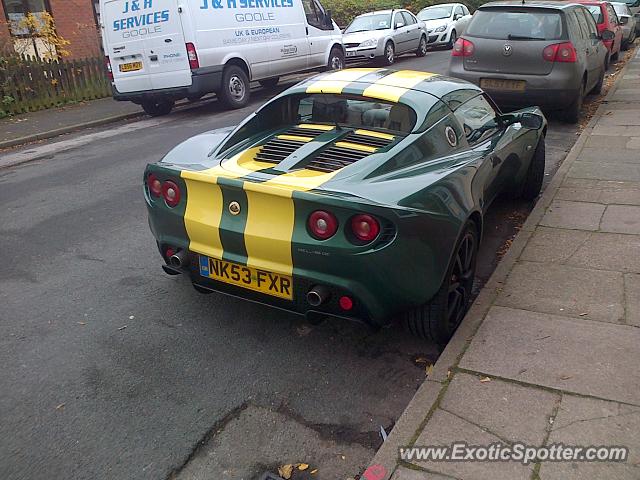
xmin=346 ymin=51 xmax=357 ymax=57
xmin=480 ymin=78 xmax=526 ymax=92
xmin=199 ymin=255 xmax=293 ymax=300
xmin=119 ymin=61 xmax=142 ymax=73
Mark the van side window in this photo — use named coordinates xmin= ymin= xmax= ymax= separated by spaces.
xmin=303 ymin=0 xmax=331 ymax=30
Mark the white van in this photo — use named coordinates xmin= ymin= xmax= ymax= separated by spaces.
xmin=100 ymin=0 xmax=344 ymax=115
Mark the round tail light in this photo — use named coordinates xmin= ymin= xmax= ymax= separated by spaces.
xmin=162 ymin=180 xmax=181 ymax=207
xmin=148 ymin=173 xmax=162 ymax=197
xmin=308 ymin=210 xmax=338 ymax=240
xmin=351 ymin=214 xmax=380 ymax=243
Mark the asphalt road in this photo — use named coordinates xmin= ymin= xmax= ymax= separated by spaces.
xmin=0 ymin=48 xmax=580 ymax=480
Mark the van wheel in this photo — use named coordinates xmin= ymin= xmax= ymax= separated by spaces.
xmin=259 ymin=77 xmax=279 ymax=89
xmin=403 ymin=220 xmax=479 ymax=345
xmin=219 ymin=65 xmax=250 ymax=109
xmin=416 ymin=35 xmax=428 ymax=57
xmin=327 ymin=47 xmax=345 ymax=70
xmin=141 ymin=99 xmax=174 ymax=116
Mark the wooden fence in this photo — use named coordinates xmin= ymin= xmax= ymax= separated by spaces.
xmin=0 ymin=56 xmax=112 ymax=116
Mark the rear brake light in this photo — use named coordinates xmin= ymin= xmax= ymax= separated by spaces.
xmin=186 ymin=43 xmax=199 ymax=69
xmin=452 ymin=38 xmax=474 ymax=57
xmin=147 ymin=173 xmax=162 ymax=197
xmin=543 ymin=42 xmax=577 ymax=63
xmin=104 ymin=56 xmax=113 ymax=81
xmin=162 ymin=180 xmax=181 ymax=207
xmin=350 ymin=214 xmax=380 ymax=243
xmin=308 ymin=210 xmax=338 ymax=240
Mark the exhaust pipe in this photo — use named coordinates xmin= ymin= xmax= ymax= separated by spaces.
xmin=169 ymin=249 xmax=188 ymax=269
xmin=307 ymin=285 xmax=330 ymax=307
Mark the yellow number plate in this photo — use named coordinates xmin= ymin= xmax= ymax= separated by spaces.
xmin=119 ymin=61 xmax=142 ymax=73
xmin=199 ymin=256 xmax=293 ymax=300
xmin=480 ymin=78 xmax=526 ymax=92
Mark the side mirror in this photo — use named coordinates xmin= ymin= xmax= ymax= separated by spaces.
xmin=454 ymin=13 xmax=462 ymax=20
xmin=499 ymin=112 xmax=544 ymax=130
xmin=620 ymin=16 xmax=629 ymax=25
xmin=395 ymin=21 xmax=405 ymax=29
xmin=601 ymin=29 xmax=615 ymax=40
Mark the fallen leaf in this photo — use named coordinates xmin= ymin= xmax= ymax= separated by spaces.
xmin=298 ymin=463 xmax=309 ymax=471
xmin=579 ymin=313 xmax=588 ymax=317
xmin=425 ymin=364 xmax=433 ymax=376
xmin=278 ymin=464 xmax=294 ymax=479
xmin=414 ymin=357 xmax=429 ymax=364
xmin=118 ymin=325 xmax=127 ymax=331
xmin=77 ymin=322 xmax=86 ymax=325
xmin=310 ymin=469 xmax=318 ymax=475
xmin=129 ymin=315 xmax=135 ymax=320
xmin=447 ymin=370 xmax=452 ymax=379
xmin=560 ymin=375 xmax=572 ymax=380
xmin=340 ymin=455 xmax=346 ymax=460
xmin=56 ymin=403 xmax=65 ymax=410
xmin=480 ymin=377 xmax=491 ymax=383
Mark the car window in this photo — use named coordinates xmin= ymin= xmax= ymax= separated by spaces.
xmin=586 ymin=5 xmax=604 ymax=23
xmin=466 ymin=9 xmax=564 ymax=40
xmin=453 ymin=95 xmax=498 ymax=145
xmin=566 ymin=10 xmax=584 ymax=40
xmin=613 ymin=3 xmax=631 ymax=15
xmin=607 ymin=4 xmax=619 ymax=23
xmin=402 ymin=11 xmax=417 ymax=25
xmin=455 ymin=6 xmax=464 ymax=17
xmin=344 ymin=13 xmax=392 ymax=33
xmin=573 ymin=8 xmax=592 ymax=39
xmin=297 ymin=94 xmax=417 ymax=134
xmin=581 ymin=7 xmax=599 ymax=35
xmin=417 ymin=6 xmax=453 ymax=21
xmin=462 ymin=5 xmax=470 ymax=15
xmin=302 ymin=0 xmax=331 ymax=30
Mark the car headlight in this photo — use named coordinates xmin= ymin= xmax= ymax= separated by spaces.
xmin=435 ymin=25 xmax=447 ymax=33
xmin=359 ymin=38 xmax=378 ymax=48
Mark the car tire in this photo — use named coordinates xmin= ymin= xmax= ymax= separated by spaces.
xmin=259 ymin=77 xmax=280 ymax=89
xmin=448 ymin=29 xmax=457 ymax=49
xmin=382 ymin=41 xmax=395 ymax=66
xmin=591 ymin=63 xmax=605 ymax=95
xmin=416 ymin=35 xmax=428 ymax=57
xmin=404 ymin=220 xmax=479 ymax=345
xmin=218 ymin=65 xmax=250 ymax=110
xmin=517 ymin=137 xmax=546 ymax=201
xmin=622 ymin=40 xmax=629 ymax=51
xmin=612 ymin=47 xmax=620 ymax=62
xmin=327 ymin=47 xmax=345 ymax=71
xmin=563 ymin=82 xmax=584 ymax=124
xmin=605 ymin=53 xmax=611 ymax=71
xmin=141 ymin=99 xmax=174 ymax=116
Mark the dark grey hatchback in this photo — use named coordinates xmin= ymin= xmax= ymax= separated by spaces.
xmin=448 ymin=2 xmax=611 ymax=122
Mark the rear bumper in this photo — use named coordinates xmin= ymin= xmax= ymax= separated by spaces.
xmin=448 ymin=62 xmax=580 ymax=110
xmin=112 ymin=65 xmax=223 ymax=102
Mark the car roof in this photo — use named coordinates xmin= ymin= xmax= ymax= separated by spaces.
xmin=289 ymin=69 xmax=481 ymax=118
xmin=479 ymin=1 xmax=577 ymax=9
xmin=420 ymin=3 xmax=459 ymax=8
xmin=356 ymin=9 xmax=397 ymax=16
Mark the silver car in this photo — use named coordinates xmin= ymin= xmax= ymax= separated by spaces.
xmin=612 ymin=2 xmax=637 ymax=47
xmin=417 ymin=3 xmax=473 ymax=48
xmin=343 ymin=9 xmax=428 ymax=65
xmin=620 ymin=0 xmax=640 ymax=33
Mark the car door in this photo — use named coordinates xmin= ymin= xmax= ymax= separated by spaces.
xmin=582 ymin=7 xmax=607 ymax=83
xmin=606 ymin=3 xmax=624 ymax=51
xmin=573 ymin=7 xmax=597 ymax=88
xmin=391 ymin=11 xmax=408 ymax=53
xmin=302 ymin=0 xmax=334 ymax=68
xmin=401 ymin=11 xmax=422 ymax=50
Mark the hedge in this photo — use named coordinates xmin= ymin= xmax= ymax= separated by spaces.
xmin=323 ymin=0 xmax=485 ymax=27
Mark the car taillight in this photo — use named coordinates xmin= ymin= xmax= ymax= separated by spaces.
xmin=104 ymin=56 xmax=113 ymax=81
xmin=452 ymin=38 xmax=474 ymax=57
xmin=186 ymin=43 xmax=199 ymax=69
xmin=350 ymin=214 xmax=380 ymax=243
xmin=147 ymin=173 xmax=162 ymax=197
xmin=308 ymin=210 xmax=338 ymax=240
xmin=162 ymin=180 xmax=181 ymax=207
xmin=543 ymin=42 xmax=577 ymax=63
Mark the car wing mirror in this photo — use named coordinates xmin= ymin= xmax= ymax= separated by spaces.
xmin=601 ymin=29 xmax=616 ymax=40
xmin=454 ymin=13 xmax=462 ymax=20
xmin=499 ymin=112 xmax=543 ymax=130
xmin=395 ymin=21 xmax=405 ymax=29
xmin=620 ymin=16 xmax=629 ymax=24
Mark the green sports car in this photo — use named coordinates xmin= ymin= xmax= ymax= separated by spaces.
xmin=144 ymin=68 xmax=546 ymax=344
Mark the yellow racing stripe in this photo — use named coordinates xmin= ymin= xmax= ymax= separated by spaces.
xmin=297 ymin=124 xmax=335 ymax=131
xmin=276 ymin=134 xmax=314 ymax=142
xmin=182 ymin=176 xmax=225 ymax=260
xmin=362 ymin=70 xmax=436 ymax=102
xmin=354 ymin=129 xmax=395 ymax=140
xmin=306 ymin=68 xmax=380 ymax=94
xmin=335 ymin=141 xmax=377 ymax=153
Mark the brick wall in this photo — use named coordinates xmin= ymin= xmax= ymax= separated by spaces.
xmin=0 ymin=1 xmax=11 ymax=53
xmin=49 ymin=0 xmax=102 ymax=59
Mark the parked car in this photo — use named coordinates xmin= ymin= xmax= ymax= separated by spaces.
xmin=620 ymin=0 xmax=640 ymax=34
xmin=576 ymin=1 xmax=624 ymax=67
xmin=343 ymin=10 xmax=428 ymax=65
xmin=448 ymin=1 xmax=609 ymax=123
xmin=100 ymin=0 xmax=344 ymax=116
xmin=144 ymin=68 xmax=547 ymax=343
xmin=416 ymin=3 xmax=473 ymax=48
xmin=612 ymin=2 xmax=637 ymax=48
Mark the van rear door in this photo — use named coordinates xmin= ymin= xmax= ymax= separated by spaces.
xmin=103 ymin=0 xmax=190 ymax=93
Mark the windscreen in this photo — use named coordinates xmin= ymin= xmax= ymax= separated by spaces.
xmin=612 ymin=3 xmax=629 ymax=15
xmin=586 ymin=5 xmax=604 ymax=23
xmin=466 ymin=9 xmax=564 ymax=40
xmin=344 ymin=14 xmax=392 ymax=33
xmin=418 ymin=6 xmax=453 ymax=21
xmin=297 ymin=94 xmax=417 ymax=133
